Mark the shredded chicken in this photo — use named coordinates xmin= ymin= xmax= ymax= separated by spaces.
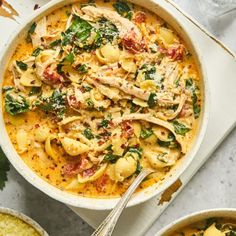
xmin=81 ymin=6 xmax=142 ymax=39
xmin=31 ymin=17 xmax=47 ymax=48
xmin=113 ymin=113 xmax=187 ymax=153
xmin=165 ymin=94 xmax=187 ymax=120
xmin=93 ymin=75 xmax=181 ymax=105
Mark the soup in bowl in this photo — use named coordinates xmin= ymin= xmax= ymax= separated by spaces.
xmin=158 ymin=209 xmax=236 ymax=236
xmin=0 ymin=0 xmax=208 ymax=209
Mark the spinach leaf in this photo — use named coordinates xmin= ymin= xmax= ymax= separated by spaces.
xmin=64 ymin=52 xmax=75 ymax=64
xmin=172 ymin=120 xmax=190 ymax=136
xmin=82 ymin=85 xmax=92 ymax=92
xmin=32 ymin=48 xmax=42 ymax=57
xmin=157 ymin=133 xmax=179 ymax=148
xmin=26 ymin=22 xmax=37 ymax=43
xmin=29 ymin=87 xmax=41 ymax=96
xmin=86 ymin=98 xmax=94 ymax=109
xmin=96 ymin=18 xmax=119 ymax=46
xmin=2 ymin=86 xmax=14 ymax=93
xmin=76 ymin=64 xmax=88 ymax=73
xmin=16 ymin=61 xmax=28 ymax=71
xmin=135 ymin=161 xmax=142 ymax=174
xmin=83 ymin=128 xmax=94 ymax=140
xmin=130 ymin=101 xmax=140 ymax=113
xmin=140 ymin=64 xmax=156 ymax=80
xmin=50 ymin=39 xmax=61 ymax=48
xmin=5 ymin=93 xmax=30 ymax=115
xmin=62 ymin=15 xmax=93 ymax=47
xmin=99 ymin=119 xmax=109 ymax=128
xmin=148 ymin=93 xmax=158 ymax=108
xmin=113 ymin=1 xmax=132 ymax=19
xmin=127 ymin=147 xmax=143 ymax=158
xmin=38 ymin=89 xmax=67 ymax=118
xmin=185 ymin=78 xmax=201 ymax=119
xmin=104 ymin=152 xmax=118 ymax=163
xmin=140 ymin=128 xmax=153 ymax=139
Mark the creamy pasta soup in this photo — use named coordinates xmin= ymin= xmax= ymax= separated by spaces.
xmin=166 ymin=218 xmax=236 ymax=236
xmin=2 ymin=0 xmax=203 ymax=197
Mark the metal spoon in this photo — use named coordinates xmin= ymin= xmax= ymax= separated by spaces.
xmin=91 ymin=168 xmax=154 ymax=236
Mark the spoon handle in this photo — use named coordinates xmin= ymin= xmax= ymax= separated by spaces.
xmin=91 ymin=168 xmax=152 ymax=236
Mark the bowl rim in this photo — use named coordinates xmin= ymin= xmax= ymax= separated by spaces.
xmin=156 ymin=208 xmax=236 ymax=235
xmin=0 ymin=0 xmax=210 ymax=210
xmin=0 ymin=207 xmax=48 ymax=236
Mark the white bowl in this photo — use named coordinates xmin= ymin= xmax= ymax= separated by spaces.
xmin=157 ymin=208 xmax=236 ymax=235
xmin=0 ymin=207 xmax=48 ymax=236
xmin=0 ymin=0 xmax=210 ymax=210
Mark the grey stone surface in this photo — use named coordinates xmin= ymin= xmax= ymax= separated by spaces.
xmin=1 ymin=1 xmax=236 ymax=236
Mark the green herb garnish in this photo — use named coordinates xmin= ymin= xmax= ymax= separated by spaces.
xmin=127 ymin=147 xmax=143 ymax=158
xmin=113 ymin=1 xmax=132 ymax=20
xmin=185 ymin=78 xmax=201 ymax=119
xmin=104 ymin=152 xmax=118 ymax=163
xmin=32 ymin=48 xmax=42 ymax=57
xmin=16 ymin=61 xmax=28 ymax=71
xmin=50 ymin=39 xmax=61 ymax=48
xmin=140 ymin=128 xmax=153 ymax=139
xmin=83 ymin=128 xmax=94 ymax=140
xmin=37 ymin=89 xmax=67 ymax=118
xmin=29 ymin=87 xmax=41 ymax=96
xmin=5 ymin=92 xmax=30 ymax=116
xmin=76 ymin=64 xmax=88 ymax=73
xmin=135 ymin=161 xmax=142 ymax=174
xmin=172 ymin=120 xmax=190 ymax=136
xmin=148 ymin=93 xmax=157 ymax=108
xmin=26 ymin=22 xmax=37 ymax=43
xmin=86 ymin=98 xmax=94 ymax=109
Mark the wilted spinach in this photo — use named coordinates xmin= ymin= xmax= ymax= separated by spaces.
xmin=5 ymin=92 xmax=29 ymax=115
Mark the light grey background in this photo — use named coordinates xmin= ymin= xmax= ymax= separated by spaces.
xmin=1 ymin=1 xmax=236 ymax=236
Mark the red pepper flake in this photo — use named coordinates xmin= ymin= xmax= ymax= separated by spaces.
xmin=35 ymin=124 xmax=40 ymax=128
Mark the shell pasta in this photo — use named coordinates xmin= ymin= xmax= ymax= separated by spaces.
xmin=2 ymin=0 xmax=202 ymax=197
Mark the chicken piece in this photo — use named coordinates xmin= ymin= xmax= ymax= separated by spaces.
xmin=81 ymin=6 xmax=142 ymax=39
xmin=112 ymin=113 xmax=187 ymax=153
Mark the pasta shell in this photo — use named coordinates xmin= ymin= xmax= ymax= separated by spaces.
xmin=121 ymin=58 xmax=137 ymax=73
xmin=16 ymin=129 xmax=29 ymax=154
xmin=145 ymin=150 xmax=179 ymax=169
xmin=96 ymin=44 xmax=120 ymax=64
xmin=45 ymin=134 xmax=58 ymax=161
xmin=140 ymin=80 xmax=157 ymax=91
xmin=132 ymin=98 xmax=148 ymax=107
xmin=90 ymin=89 xmax=111 ymax=108
xmin=114 ymin=153 xmax=137 ymax=182
xmin=20 ymin=68 xmax=42 ymax=87
xmin=204 ymin=224 xmax=224 ymax=236
xmin=159 ymin=27 xmax=176 ymax=46
xmin=34 ymin=125 xmax=50 ymax=142
xmin=77 ymin=163 xmax=107 ymax=183
xmin=61 ymin=137 xmax=90 ymax=156
xmin=132 ymin=122 xmax=141 ymax=137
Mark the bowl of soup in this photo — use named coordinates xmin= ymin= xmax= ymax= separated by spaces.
xmin=0 ymin=207 xmax=48 ymax=236
xmin=0 ymin=0 xmax=209 ymax=209
xmin=157 ymin=208 xmax=236 ymax=236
